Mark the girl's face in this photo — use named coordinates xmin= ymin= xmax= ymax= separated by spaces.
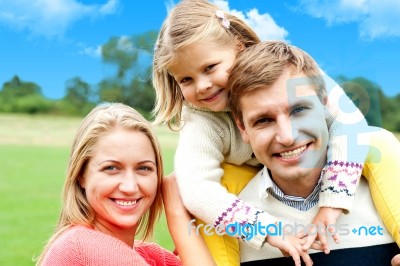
xmin=81 ymin=128 xmax=158 ymax=240
xmin=170 ymin=41 xmax=238 ymax=111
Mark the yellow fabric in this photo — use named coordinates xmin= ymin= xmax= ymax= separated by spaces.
xmin=200 ymin=130 xmax=400 ymax=266
xmin=197 ymin=163 xmax=259 ymax=266
xmin=362 ymin=130 xmax=400 ymax=247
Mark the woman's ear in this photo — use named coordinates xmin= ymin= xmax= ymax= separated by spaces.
xmin=79 ymin=175 xmax=86 ymax=189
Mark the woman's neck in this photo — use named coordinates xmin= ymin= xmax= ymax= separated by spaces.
xmin=93 ymin=220 xmax=136 ymax=248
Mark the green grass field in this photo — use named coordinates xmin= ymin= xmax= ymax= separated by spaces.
xmin=1 ymin=114 xmax=399 ymax=266
xmin=0 ymin=114 xmax=178 ymax=266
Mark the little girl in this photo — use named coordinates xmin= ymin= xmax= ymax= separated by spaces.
xmin=152 ymin=0 xmax=400 ymax=265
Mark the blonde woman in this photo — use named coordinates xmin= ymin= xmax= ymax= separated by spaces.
xmin=36 ymin=103 xmax=215 ymax=266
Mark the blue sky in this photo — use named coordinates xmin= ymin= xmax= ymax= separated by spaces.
xmin=1 ymin=0 xmax=399 ymax=99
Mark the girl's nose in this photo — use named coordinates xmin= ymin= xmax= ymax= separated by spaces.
xmin=196 ymin=78 xmax=212 ymax=93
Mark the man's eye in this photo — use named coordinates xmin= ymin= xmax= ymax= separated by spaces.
xmin=291 ymin=106 xmax=308 ymax=115
xmin=255 ymin=118 xmax=272 ymax=125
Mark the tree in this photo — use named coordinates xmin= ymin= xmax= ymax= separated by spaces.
xmin=62 ymin=77 xmax=95 ymax=115
xmin=99 ymin=31 xmax=158 ymax=114
xmin=1 ymin=75 xmax=41 ymax=98
xmin=337 ymin=76 xmax=382 ymax=127
xmin=0 ymin=75 xmax=52 ymax=113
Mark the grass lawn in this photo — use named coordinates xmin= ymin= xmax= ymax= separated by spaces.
xmin=0 ymin=114 xmax=178 ymax=266
xmin=1 ymin=113 xmax=399 ymax=266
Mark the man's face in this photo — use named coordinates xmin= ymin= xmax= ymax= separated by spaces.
xmin=237 ymin=68 xmax=329 ymax=183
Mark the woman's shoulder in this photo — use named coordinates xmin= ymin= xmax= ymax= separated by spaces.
xmin=41 ymin=225 xmax=88 ymax=265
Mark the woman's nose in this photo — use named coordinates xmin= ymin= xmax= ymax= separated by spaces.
xmin=119 ymin=171 xmax=139 ymax=193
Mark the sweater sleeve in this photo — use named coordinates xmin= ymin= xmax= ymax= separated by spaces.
xmin=318 ymin=75 xmax=370 ymax=212
xmin=175 ymin=108 xmax=276 ymax=248
xmin=136 ymin=242 xmax=182 ymax=266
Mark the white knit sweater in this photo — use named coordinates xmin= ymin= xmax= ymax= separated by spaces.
xmin=174 ymin=76 xmax=369 ymax=248
xmin=239 ymin=170 xmax=394 ymax=262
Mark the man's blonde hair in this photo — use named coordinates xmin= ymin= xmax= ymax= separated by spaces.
xmin=228 ymin=41 xmax=327 ymax=124
xmin=152 ymin=0 xmax=260 ymax=130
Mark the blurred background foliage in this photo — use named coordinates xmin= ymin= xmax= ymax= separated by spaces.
xmin=0 ymin=30 xmax=399 ymax=131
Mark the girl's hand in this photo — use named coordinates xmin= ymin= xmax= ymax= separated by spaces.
xmin=392 ymin=254 xmax=400 ymax=266
xmin=266 ymin=229 xmax=314 ymax=266
xmin=302 ymin=207 xmax=343 ymax=254
xmin=162 ymin=172 xmax=192 ymax=221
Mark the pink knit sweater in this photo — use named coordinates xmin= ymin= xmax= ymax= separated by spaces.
xmin=41 ymin=225 xmax=182 ymax=266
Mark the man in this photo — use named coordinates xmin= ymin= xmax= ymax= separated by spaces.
xmin=227 ymin=41 xmax=400 ymax=265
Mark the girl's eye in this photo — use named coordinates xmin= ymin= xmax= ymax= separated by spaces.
xmin=205 ymin=64 xmax=216 ymax=72
xmin=179 ymin=77 xmax=192 ymax=84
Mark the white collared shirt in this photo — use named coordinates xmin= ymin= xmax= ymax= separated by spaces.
xmin=258 ymin=167 xmax=322 ymax=211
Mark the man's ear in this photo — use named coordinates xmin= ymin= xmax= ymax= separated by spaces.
xmin=322 ymin=95 xmax=328 ymax=106
xmin=235 ymin=117 xmax=250 ymax=143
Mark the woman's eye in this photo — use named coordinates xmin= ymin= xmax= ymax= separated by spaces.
xmin=138 ymin=165 xmax=155 ymax=172
xmin=103 ymin=165 xmax=119 ymax=172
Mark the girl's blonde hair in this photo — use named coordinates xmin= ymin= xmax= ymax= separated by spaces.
xmin=152 ymin=0 xmax=260 ymax=130
xmin=228 ymin=41 xmax=327 ymax=124
xmin=36 ymin=103 xmax=163 ymax=264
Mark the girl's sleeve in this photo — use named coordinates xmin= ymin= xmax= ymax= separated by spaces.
xmin=319 ymin=75 xmax=370 ymax=212
xmin=174 ymin=110 xmax=276 ymax=248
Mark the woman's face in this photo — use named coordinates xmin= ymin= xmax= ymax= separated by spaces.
xmin=81 ymin=127 xmax=158 ymax=237
xmin=170 ymin=41 xmax=238 ymax=111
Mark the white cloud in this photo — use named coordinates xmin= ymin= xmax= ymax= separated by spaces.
xmin=78 ymin=44 xmax=102 ymax=58
xmin=210 ymin=0 xmax=289 ymax=41
xmin=116 ymin=36 xmax=135 ymax=53
xmin=297 ymin=0 xmax=400 ymax=39
xmin=0 ymin=0 xmax=119 ymax=38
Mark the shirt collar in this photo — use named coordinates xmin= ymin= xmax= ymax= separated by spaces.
xmin=258 ymin=166 xmax=322 ymax=211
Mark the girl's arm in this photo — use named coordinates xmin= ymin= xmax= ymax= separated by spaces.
xmin=319 ymin=75 xmax=370 ymax=211
xmin=174 ymin=108 xmax=276 ymax=248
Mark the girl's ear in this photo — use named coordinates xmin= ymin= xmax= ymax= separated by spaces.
xmin=235 ymin=39 xmax=245 ymax=53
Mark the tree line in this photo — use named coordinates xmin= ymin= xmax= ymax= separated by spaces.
xmin=0 ymin=30 xmax=399 ymax=131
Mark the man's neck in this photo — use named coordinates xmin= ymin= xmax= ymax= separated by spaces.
xmin=269 ymin=167 xmax=322 ymax=198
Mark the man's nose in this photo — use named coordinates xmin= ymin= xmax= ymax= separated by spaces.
xmin=275 ymin=117 xmax=297 ymax=146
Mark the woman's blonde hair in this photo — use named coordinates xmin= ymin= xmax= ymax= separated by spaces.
xmin=152 ymin=0 xmax=260 ymax=130
xmin=36 ymin=103 xmax=164 ymax=264
xmin=228 ymin=41 xmax=327 ymax=125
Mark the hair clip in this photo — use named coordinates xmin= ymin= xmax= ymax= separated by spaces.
xmin=215 ymin=10 xmax=230 ymax=29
